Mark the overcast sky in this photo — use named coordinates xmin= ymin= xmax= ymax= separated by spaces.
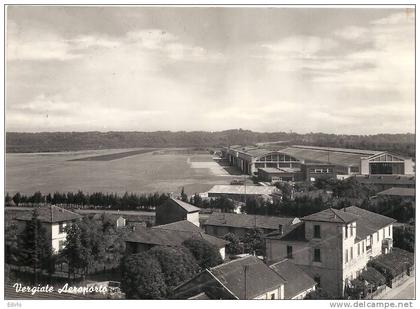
xmin=6 ymin=6 xmax=415 ymax=134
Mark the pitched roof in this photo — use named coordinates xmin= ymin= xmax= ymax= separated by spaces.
xmin=269 ymin=259 xmax=316 ymax=299
xmin=153 ymin=220 xmax=202 ymax=233
xmin=208 ymin=255 xmax=285 ymax=299
xmin=204 ymin=212 xmax=298 ymax=230
xmin=301 ymin=208 xmax=358 ymax=224
xmin=15 ymin=205 xmax=81 ymax=223
xmin=377 ymin=187 xmax=415 ymax=197
xmin=208 ymin=185 xmax=279 ymax=196
xmin=266 ymin=222 xmax=308 ymax=242
xmin=126 ymin=226 xmax=228 ymax=248
xmin=354 ymin=175 xmax=415 ymax=186
xmin=166 ymin=198 xmax=200 ymax=213
xmin=343 ymin=206 xmax=396 ymax=239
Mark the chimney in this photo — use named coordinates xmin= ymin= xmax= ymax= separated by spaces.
xmin=278 ymin=224 xmax=283 ymax=235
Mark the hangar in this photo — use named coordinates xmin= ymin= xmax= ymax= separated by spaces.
xmin=221 ymin=145 xmax=414 ymax=178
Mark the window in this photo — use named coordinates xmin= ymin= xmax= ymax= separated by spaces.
xmin=345 ymin=249 xmax=349 ymax=263
xmin=362 ymin=241 xmax=365 ymax=253
xmin=350 ymin=247 xmax=353 ymax=260
xmin=383 ymin=228 xmax=385 ymax=239
xmin=314 ymin=225 xmax=321 ymax=238
xmin=314 ymin=248 xmax=321 ymax=262
xmin=357 ymin=243 xmax=360 ymax=256
xmin=59 ymin=222 xmax=66 ymax=233
xmin=287 ymin=245 xmax=293 ymax=259
xmin=58 ymin=240 xmax=65 ymax=251
xmin=377 ymin=232 xmax=379 ymax=242
xmin=345 ymin=226 xmax=348 ymax=239
xmin=350 ymin=224 xmax=353 ymax=237
xmin=388 ymin=226 xmax=391 ymax=236
xmin=270 ymin=293 xmax=275 ymax=300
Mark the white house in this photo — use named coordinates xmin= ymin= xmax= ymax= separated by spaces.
xmin=15 ymin=205 xmax=81 ymax=253
xmin=265 ymin=206 xmax=396 ymax=297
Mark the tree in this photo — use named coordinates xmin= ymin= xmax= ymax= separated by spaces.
xmin=12 ymin=192 xmax=22 ymax=206
xmin=120 ymin=253 xmax=167 ymax=299
xmin=5 ymin=224 xmax=19 ymax=265
xmin=148 ymin=246 xmax=199 ymax=296
xmin=242 ymin=228 xmax=266 ymax=256
xmin=61 ymin=224 xmax=92 ymax=279
xmin=18 ymin=210 xmax=53 ymax=283
xmin=180 ymin=187 xmax=188 ymax=202
xmin=304 ymin=288 xmax=335 ymax=299
xmin=223 ymin=233 xmax=243 ymax=255
xmin=393 ymin=225 xmax=414 ymax=252
xmin=345 ymin=279 xmax=367 ymax=299
xmin=182 ymin=238 xmax=223 ymax=269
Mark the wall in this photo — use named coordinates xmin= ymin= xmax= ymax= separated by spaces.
xmin=186 ymin=212 xmax=200 ymax=227
xmin=291 ymin=286 xmax=316 ymax=300
xmin=155 ymin=200 xmax=187 ymax=225
xmin=253 ymin=286 xmax=284 ymax=299
xmin=51 ymin=222 xmax=68 ymax=253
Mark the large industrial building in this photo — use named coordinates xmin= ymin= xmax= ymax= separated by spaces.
xmin=221 ymin=145 xmax=414 ymax=180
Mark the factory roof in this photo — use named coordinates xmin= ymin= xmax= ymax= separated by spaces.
xmin=377 ymin=187 xmax=416 ymax=197
xmin=126 ymin=226 xmax=228 ymax=248
xmin=259 ymin=167 xmax=301 ymax=174
xmin=208 ymin=185 xmax=279 ymax=196
xmin=204 ymin=212 xmax=299 ymax=230
xmin=354 ymin=175 xmax=415 ymax=186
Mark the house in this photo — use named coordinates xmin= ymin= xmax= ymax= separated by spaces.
xmin=15 ymin=205 xmax=81 ymax=253
xmin=155 ymin=198 xmax=200 ymax=227
xmin=265 ymin=206 xmax=396 ymax=297
xmin=125 ymin=221 xmax=228 ymax=259
xmin=203 ymin=212 xmax=300 ymax=239
xmin=92 ymin=213 xmax=126 ymax=228
xmin=269 ymin=259 xmax=316 ymax=299
xmin=173 ymin=255 xmax=285 ymax=299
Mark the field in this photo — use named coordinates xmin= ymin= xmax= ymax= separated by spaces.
xmin=69 ymin=148 xmax=158 ymax=161
xmin=5 ymin=148 xmax=238 ymax=196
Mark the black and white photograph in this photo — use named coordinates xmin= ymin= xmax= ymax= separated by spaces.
xmin=2 ymin=2 xmax=416 ymax=305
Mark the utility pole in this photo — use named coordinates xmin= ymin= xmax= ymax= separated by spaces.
xmin=244 ymin=265 xmax=249 ymax=299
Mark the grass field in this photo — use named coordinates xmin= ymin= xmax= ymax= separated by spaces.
xmin=6 ymin=148 xmax=238 ymax=196
xmin=69 ymin=148 xmax=157 ymax=161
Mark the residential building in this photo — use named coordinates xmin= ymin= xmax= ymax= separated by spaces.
xmin=265 ymin=206 xmax=395 ymax=297
xmin=92 ymin=213 xmax=126 ymax=228
xmin=125 ymin=221 xmax=228 ymax=259
xmin=15 ymin=205 xmax=81 ymax=253
xmin=269 ymin=259 xmax=316 ymax=299
xmin=173 ymin=255 xmax=285 ymax=299
xmin=155 ymin=198 xmax=200 ymax=227
xmin=203 ymin=212 xmax=300 ymax=239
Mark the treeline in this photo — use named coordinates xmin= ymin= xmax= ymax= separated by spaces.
xmin=240 ymin=178 xmax=414 ymax=223
xmin=6 ymin=191 xmax=170 ymax=211
xmin=6 ymin=130 xmax=415 ymax=158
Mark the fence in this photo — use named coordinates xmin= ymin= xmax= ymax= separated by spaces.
xmin=364 ymin=285 xmax=387 ymax=299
